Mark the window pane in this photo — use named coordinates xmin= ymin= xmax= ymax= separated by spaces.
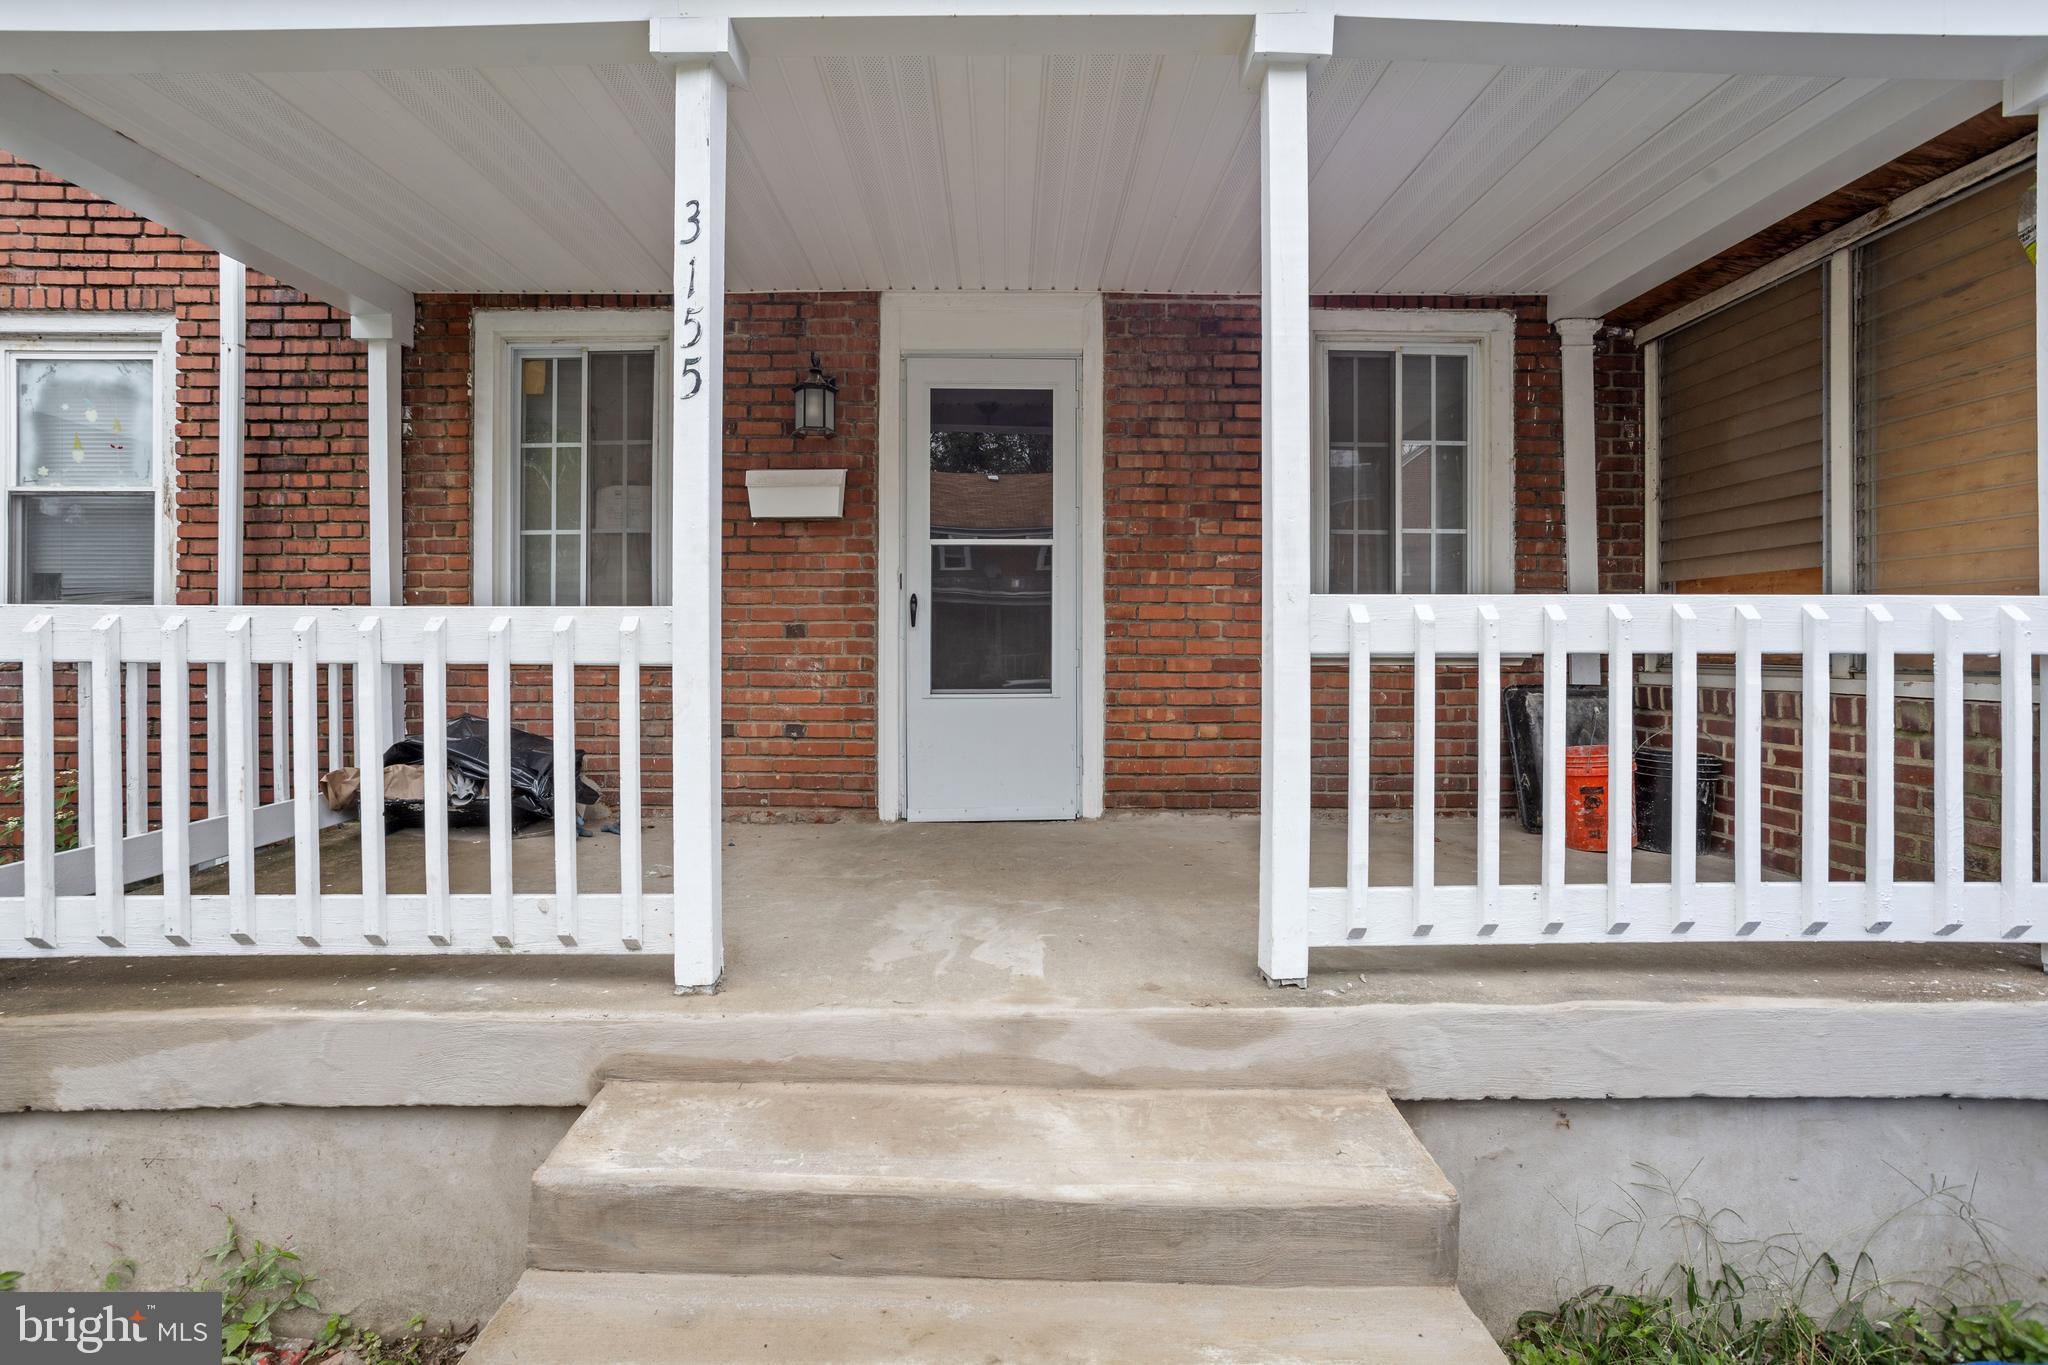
xmin=521 ymin=359 xmax=554 ymax=442
xmin=1436 ymin=532 xmax=1467 ymax=592
xmin=1401 ymin=354 xmax=1430 ymax=441
xmin=1435 ymin=446 xmax=1466 ymax=530
xmin=1359 ymin=533 xmax=1390 ymax=593
xmin=555 ymin=535 xmax=582 ymax=605
xmin=1433 ymin=355 xmax=1467 ymax=441
xmin=625 ymin=352 xmax=655 ymax=441
xmin=590 ymin=353 xmax=626 ymax=443
xmin=17 ymin=358 xmax=153 ymax=488
xmin=929 ymin=388 xmax=1054 ymax=539
xmin=1327 ymin=533 xmax=1354 ymax=594
xmin=1327 ymin=354 xmax=1356 ymax=445
xmin=14 ymin=493 xmax=153 ymax=602
xmin=1401 ymin=531 xmax=1431 ymax=593
xmin=555 ymin=356 xmax=584 ymax=442
xmin=556 ymin=446 xmax=583 ymax=529
xmin=521 ymin=450 xmax=554 ymax=531
xmin=930 ymin=544 xmax=1051 ymax=692
xmin=1329 ymin=451 xmax=1356 ymax=531
xmin=1400 ymin=443 xmax=1432 ymax=526
xmin=521 ymin=533 xmax=554 ymax=604
xmin=1357 ymin=353 xmax=1392 ymax=445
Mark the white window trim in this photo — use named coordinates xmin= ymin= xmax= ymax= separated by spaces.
xmin=0 ymin=314 xmax=177 ymax=606
xmin=1309 ymin=308 xmax=1516 ymax=594
xmin=471 ymin=309 xmax=673 ymax=607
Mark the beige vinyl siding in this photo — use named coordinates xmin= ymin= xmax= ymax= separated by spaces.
xmin=1657 ymin=267 xmax=1826 ymax=593
xmin=1857 ymin=170 xmax=2037 ymax=594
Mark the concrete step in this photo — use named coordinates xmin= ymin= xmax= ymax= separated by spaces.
xmin=468 ymin=1269 xmax=1504 ymax=1364
xmin=530 ymin=1080 xmax=1459 ymax=1286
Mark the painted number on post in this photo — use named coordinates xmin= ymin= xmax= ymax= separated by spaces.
xmin=678 ymin=198 xmax=706 ymax=401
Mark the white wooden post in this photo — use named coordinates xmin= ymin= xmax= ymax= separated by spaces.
xmin=212 ymin=257 xmax=245 ymax=838
xmin=21 ymin=615 xmax=55 ymax=949
xmin=358 ymin=323 xmax=407 ymax=744
xmin=218 ymin=256 xmax=246 ymax=606
xmin=1556 ymin=319 xmax=1602 ymax=685
xmin=1249 ymin=10 xmax=1326 ymax=986
xmin=654 ymin=17 xmax=745 ymax=992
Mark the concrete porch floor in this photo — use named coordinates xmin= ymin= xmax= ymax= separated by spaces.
xmin=93 ymin=810 xmax=2040 ymax=1012
xmin=7 ymin=809 xmax=2047 ymax=1113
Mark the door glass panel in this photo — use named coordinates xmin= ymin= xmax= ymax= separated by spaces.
xmin=928 ymin=388 xmax=1054 ymax=539
xmin=928 ymin=386 xmax=1056 ymax=692
xmin=930 ymin=545 xmax=1053 ymax=692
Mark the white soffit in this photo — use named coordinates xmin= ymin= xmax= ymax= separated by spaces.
xmin=20 ymin=57 xmax=1998 ymax=298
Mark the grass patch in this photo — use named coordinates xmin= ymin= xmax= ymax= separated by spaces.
xmin=1507 ymin=1269 xmax=2048 ymax=1363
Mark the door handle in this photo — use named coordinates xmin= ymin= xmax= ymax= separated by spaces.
xmin=909 ymin=592 xmax=919 ymax=627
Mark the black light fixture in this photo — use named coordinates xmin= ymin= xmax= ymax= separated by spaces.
xmin=792 ymin=352 xmax=837 ymax=437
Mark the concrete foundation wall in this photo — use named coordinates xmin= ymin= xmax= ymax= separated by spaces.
xmin=0 ymin=1107 xmax=575 ymax=1333
xmin=5 ymin=1099 xmax=2045 ymax=1342
xmin=1407 ymin=1097 xmax=2048 ymax=1336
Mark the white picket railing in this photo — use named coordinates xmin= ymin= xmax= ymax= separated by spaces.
xmin=0 ymin=605 xmax=672 ymax=955
xmin=1307 ymin=594 xmax=2048 ymax=948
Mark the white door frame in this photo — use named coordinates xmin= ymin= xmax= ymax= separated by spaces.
xmin=877 ymin=293 xmax=1105 ymax=821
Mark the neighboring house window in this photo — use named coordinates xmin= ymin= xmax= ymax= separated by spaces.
xmin=1856 ymin=170 xmax=2036 ymax=594
xmin=1317 ymin=343 xmax=1478 ymax=593
xmin=1655 ymin=268 xmax=1825 ymax=594
xmin=1652 ymin=159 xmax=2036 ymax=596
xmin=512 ymin=346 xmax=661 ymax=607
xmin=2 ymin=327 xmax=170 ymax=605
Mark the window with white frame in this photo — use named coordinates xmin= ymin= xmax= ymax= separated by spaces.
xmin=1317 ymin=343 xmax=1478 ymax=593
xmin=512 ymin=346 xmax=663 ymax=606
xmin=1649 ymin=155 xmax=2038 ymax=597
xmin=2 ymin=330 xmax=168 ymax=604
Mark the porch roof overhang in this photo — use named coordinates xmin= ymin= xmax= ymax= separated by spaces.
xmin=0 ymin=4 xmax=2040 ymax=323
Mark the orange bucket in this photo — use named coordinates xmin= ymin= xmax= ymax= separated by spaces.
xmin=1562 ymin=745 xmax=1637 ymax=854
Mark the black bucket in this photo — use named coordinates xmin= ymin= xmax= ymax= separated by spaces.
xmin=1633 ymin=745 xmax=1724 ymax=853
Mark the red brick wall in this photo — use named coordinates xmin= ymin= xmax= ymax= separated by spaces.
xmin=1100 ymin=297 xmax=1262 ymax=809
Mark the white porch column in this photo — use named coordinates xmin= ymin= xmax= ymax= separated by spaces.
xmin=353 ymin=319 xmax=404 ymax=608
xmin=218 ymin=256 xmax=246 ymax=605
xmin=209 ymin=256 xmax=247 ymax=819
xmin=353 ymin=314 xmax=407 ymax=745
xmin=1250 ymin=12 xmax=1329 ymax=987
xmin=654 ymin=18 xmax=746 ymax=993
xmin=1556 ymin=318 xmax=1602 ymax=685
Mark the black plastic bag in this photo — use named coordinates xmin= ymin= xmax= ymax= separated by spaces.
xmin=382 ymin=714 xmax=598 ymax=827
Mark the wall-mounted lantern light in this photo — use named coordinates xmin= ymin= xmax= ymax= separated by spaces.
xmin=793 ymin=353 xmax=837 ymax=437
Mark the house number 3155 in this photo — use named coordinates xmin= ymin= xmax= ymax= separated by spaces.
xmin=678 ymin=197 xmax=706 ymax=400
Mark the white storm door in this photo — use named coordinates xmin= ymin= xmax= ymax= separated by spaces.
xmin=904 ymin=357 xmax=1080 ymax=821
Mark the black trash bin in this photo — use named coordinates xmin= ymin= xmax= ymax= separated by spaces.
xmin=1633 ymin=744 xmax=1724 ymax=853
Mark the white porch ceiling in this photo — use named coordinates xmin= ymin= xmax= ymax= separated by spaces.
xmin=24 ymin=56 xmax=1996 ymax=301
